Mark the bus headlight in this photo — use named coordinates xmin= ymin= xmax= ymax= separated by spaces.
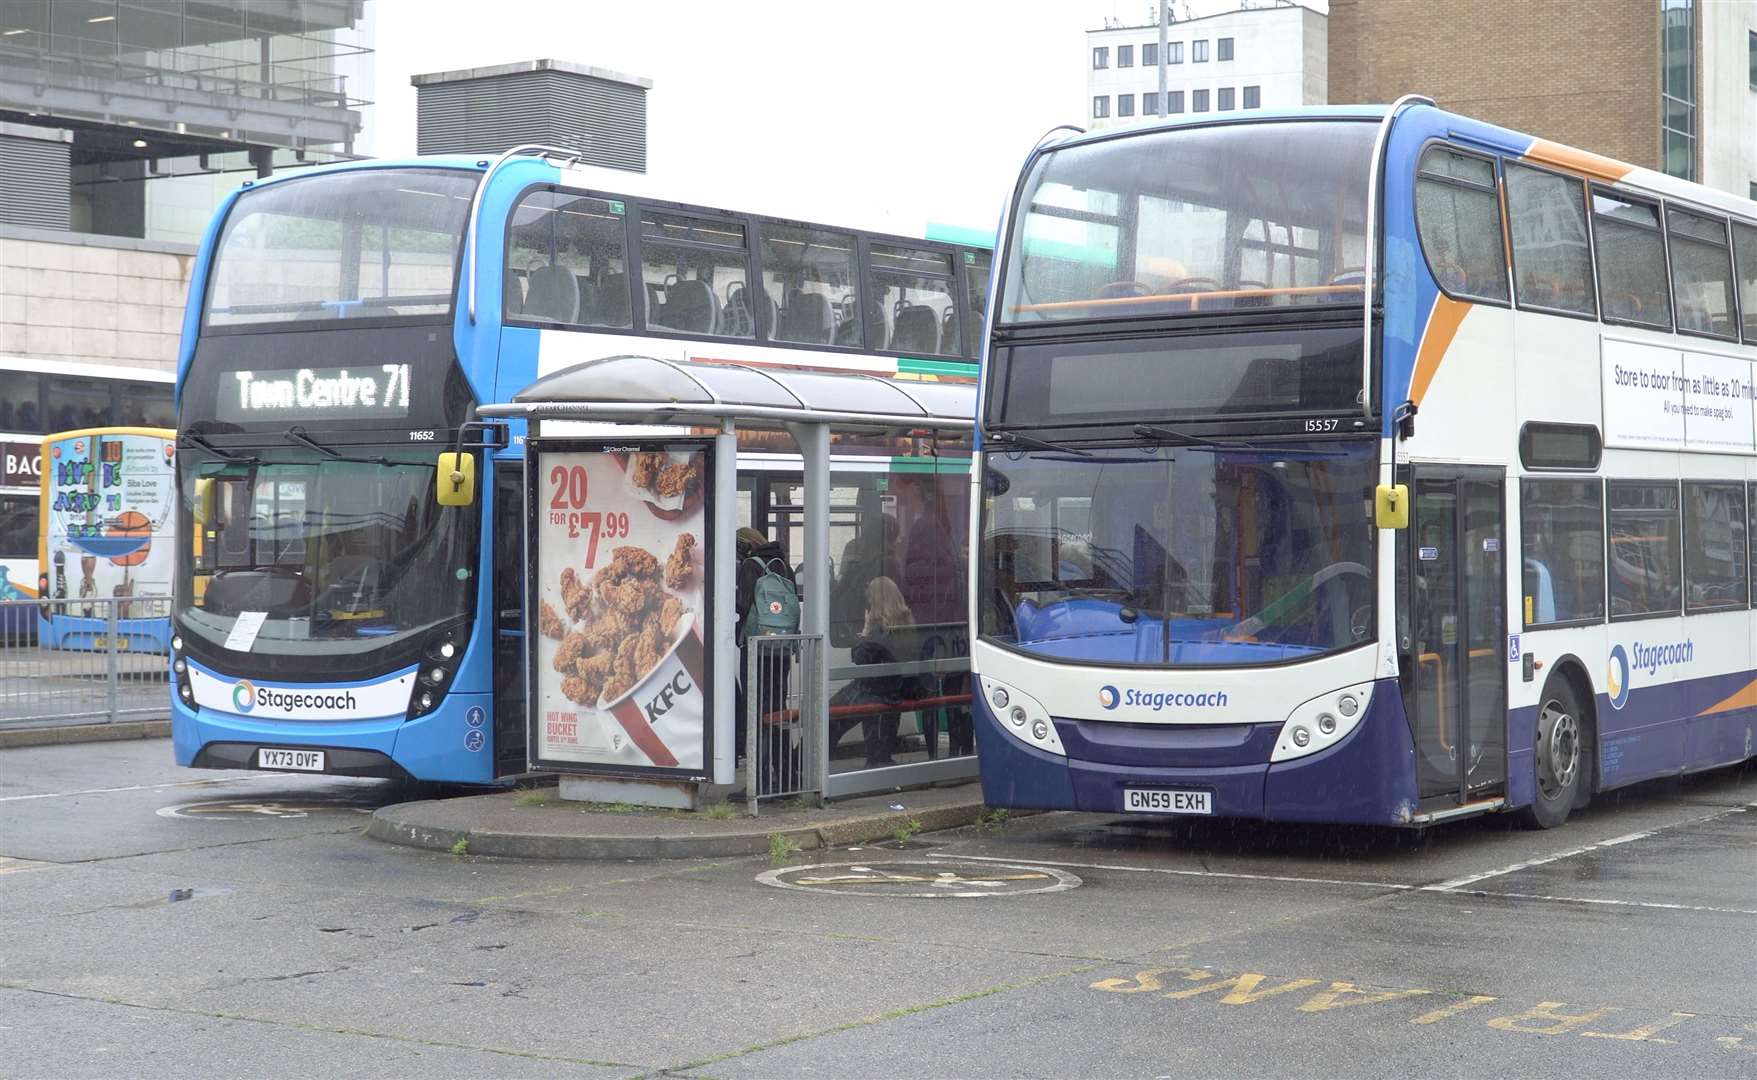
xmin=173 ymin=658 xmax=186 ymax=675
xmin=977 ymin=675 xmax=1065 ymax=757
xmin=1272 ymin=683 xmax=1375 ymax=763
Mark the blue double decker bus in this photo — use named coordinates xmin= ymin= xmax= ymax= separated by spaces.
xmin=171 ymin=149 xmax=993 ymax=783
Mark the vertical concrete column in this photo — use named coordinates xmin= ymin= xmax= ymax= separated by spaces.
xmin=786 ymin=421 xmax=831 ymax=795
xmin=712 ymin=422 xmax=738 ymax=786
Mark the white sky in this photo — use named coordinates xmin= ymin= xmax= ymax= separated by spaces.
xmin=369 ymin=0 xmax=1319 ymax=238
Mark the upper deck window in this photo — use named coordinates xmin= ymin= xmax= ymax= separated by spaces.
xmin=1735 ymin=220 xmax=1757 ymax=343
xmin=999 ymin=120 xmax=1376 ymax=324
xmin=869 ymin=244 xmax=960 ymax=357
xmin=505 ymin=191 xmax=631 ymax=329
xmin=205 ymin=168 xmax=477 ymax=329
xmin=1667 ymin=207 xmax=1738 ymax=341
xmin=1504 ymin=164 xmax=1596 ymax=317
xmin=638 ymin=210 xmax=755 ymax=339
xmin=1591 ymin=189 xmax=1672 ymax=329
xmin=760 ymin=224 xmax=858 ymax=347
xmin=1414 ymin=146 xmax=1509 ymax=304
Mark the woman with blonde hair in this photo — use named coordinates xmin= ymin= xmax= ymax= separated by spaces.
xmin=830 ymin=574 xmax=923 ymax=769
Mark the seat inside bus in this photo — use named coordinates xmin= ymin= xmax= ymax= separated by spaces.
xmin=782 ymin=291 xmax=835 ymax=343
xmin=661 ymin=278 xmax=718 ymax=332
xmin=523 ymin=264 xmax=581 ymax=323
xmin=892 ymin=304 xmax=941 ymax=353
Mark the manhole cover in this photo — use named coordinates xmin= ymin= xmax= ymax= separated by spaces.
xmin=756 ymin=859 xmax=1081 ymax=898
xmin=156 ymin=800 xmax=376 ymax=820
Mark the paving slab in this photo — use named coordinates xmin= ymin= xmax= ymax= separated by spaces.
xmin=367 ymin=782 xmax=997 ymax=860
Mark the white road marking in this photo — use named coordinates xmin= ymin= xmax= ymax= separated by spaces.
xmin=0 ymin=773 xmax=288 ymax=803
xmin=937 ymin=803 xmax=1755 ymax=915
xmin=1425 ymin=805 xmax=1750 ymax=892
xmin=925 ymin=852 xmax=1417 ymax=892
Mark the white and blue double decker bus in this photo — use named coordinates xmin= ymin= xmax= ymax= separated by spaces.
xmin=171 ymin=149 xmax=991 ymax=784
xmin=972 ymin=102 xmax=1757 ymax=829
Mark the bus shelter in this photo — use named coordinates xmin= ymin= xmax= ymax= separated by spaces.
xmin=481 ymin=355 xmax=976 ymax=810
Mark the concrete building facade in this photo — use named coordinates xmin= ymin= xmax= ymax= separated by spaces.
xmin=1329 ymin=0 xmax=1757 ymax=199
xmin=1086 ymin=4 xmax=1327 ymax=130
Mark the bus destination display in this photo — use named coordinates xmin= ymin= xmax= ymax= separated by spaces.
xmin=217 ymin=364 xmax=413 ymax=422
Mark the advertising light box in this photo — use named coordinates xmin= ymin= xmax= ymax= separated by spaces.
xmin=525 ymin=438 xmax=715 ymax=777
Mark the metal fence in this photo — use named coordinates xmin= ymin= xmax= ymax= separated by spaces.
xmin=0 ymin=597 xmax=172 ymax=728
xmin=744 ymin=633 xmax=824 ymax=815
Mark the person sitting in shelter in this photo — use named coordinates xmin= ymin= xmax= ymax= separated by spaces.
xmin=829 ymin=575 xmax=925 ymax=769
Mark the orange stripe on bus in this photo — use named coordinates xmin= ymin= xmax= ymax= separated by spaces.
xmin=1408 ymin=296 xmax=1472 ymax=407
xmin=1698 ymin=677 xmax=1757 ymax=718
xmin=1522 ymin=140 xmax=1635 ymax=183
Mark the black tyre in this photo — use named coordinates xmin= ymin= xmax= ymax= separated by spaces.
xmin=1520 ymin=678 xmax=1587 ymax=830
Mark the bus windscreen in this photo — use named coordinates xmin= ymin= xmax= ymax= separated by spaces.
xmin=999 ymin=120 xmax=1377 ymax=323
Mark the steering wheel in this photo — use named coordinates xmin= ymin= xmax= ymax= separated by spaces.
xmin=1098 ymin=280 xmax=1153 ymax=298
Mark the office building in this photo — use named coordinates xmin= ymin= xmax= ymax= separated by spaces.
xmin=1086 ymin=4 xmax=1327 ymax=130
xmin=1329 ymin=0 xmax=1757 ymax=198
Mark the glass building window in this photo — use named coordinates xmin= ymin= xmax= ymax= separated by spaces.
xmin=1142 ymin=42 xmax=1158 ymax=66
xmin=1684 ymin=482 xmax=1746 ymax=612
xmin=1608 ymin=480 xmax=1681 ymax=619
xmin=1117 ymin=44 xmax=1134 ymax=68
xmin=1662 ymin=0 xmax=1696 ymax=180
xmin=1167 ymin=90 xmax=1184 ymax=113
xmin=639 ymin=211 xmax=754 ymax=338
xmin=506 ymin=191 xmax=632 ymax=328
xmin=1521 ymin=479 xmax=1604 ymax=626
xmin=1415 ymin=147 xmax=1510 ymax=303
xmin=1217 ymin=87 xmax=1234 ymax=111
xmin=1592 ymin=190 xmax=1672 ymax=328
xmin=1093 ymin=95 xmax=1110 ymax=119
xmin=1218 ymin=37 xmax=1234 ymax=61
xmin=1192 ymin=39 xmax=1209 ymax=62
xmin=1142 ymin=91 xmax=1161 ymax=116
xmin=1168 ymin=41 xmax=1183 ymax=64
xmin=1092 ymin=46 xmax=1108 ymax=69
xmin=1192 ymin=88 xmax=1209 ymax=112
xmin=1505 ymin=164 xmax=1596 ymax=316
xmin=1667 ymin=208 xmax=1737 ymax=340
xmin=1117 ymin=94 xmax=1135 ymax=118
xmin=1243 ymin=85 xmax=1260 ymax=109
xmin=1734 ymin=220 xmax=1757 ymax=342
xmin=761 ymin=224 xmax=858 ymax=347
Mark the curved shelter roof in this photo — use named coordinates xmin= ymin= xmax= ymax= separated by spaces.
xmin=481 ymin=354 xmax=975 ymax=431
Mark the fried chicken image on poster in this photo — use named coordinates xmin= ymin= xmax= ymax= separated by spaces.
xmin=533 ymin=446 xmax=707 ymax=771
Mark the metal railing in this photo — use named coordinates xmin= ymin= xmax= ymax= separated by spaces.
xmin=0 ymin=597 xmax=172 ymax=728
xmin=745 ymin=633 xmax=824 ymax=815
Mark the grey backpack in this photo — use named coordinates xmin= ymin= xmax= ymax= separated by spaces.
xmin=742 ymin=557 xmax=799 ymax=644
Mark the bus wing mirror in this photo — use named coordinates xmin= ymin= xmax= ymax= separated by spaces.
xmin=436 ymin=452 xmax=476 ymax=507
xmin=193 ymin=477 xmax=215 ymax=524
xmin=1375 ymin=483 xmax=1409 ymax=530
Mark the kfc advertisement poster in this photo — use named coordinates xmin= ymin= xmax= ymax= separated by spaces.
xmin=527 ymin=440 xmax=713 ymax=776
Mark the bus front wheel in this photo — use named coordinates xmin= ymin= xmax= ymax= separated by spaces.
xmin=1521 ymin=679 xmax=1586 ymax=829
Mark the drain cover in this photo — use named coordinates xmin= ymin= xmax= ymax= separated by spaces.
xmin=756 ymin=859 xmax=1081 ymax=898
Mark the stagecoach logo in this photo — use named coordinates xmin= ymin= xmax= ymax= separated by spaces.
xmin=232 ymin=680 xmax=258 ymax=713
xmin=1098 ymin=685 xmax=1121 ymax=710
xmin=1607 ymin=645 xmax=1631 ymax=711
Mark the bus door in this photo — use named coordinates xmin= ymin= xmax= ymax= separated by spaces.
xmin=1407 ymin=466 xmax=1507 ymax=804
xmin=491 ymin=460 xmax=528 ymax=777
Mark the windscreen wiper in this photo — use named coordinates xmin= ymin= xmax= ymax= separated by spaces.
xmin=1132 ymin=423 xmax=1274 ymax=449
xmin=180 ymin=431 xmax=257 ymax=463
xmin=286 ymin=426 xmax=388 ymax=466
xmin=985 ymin=430 xmax=1092 ymax=457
